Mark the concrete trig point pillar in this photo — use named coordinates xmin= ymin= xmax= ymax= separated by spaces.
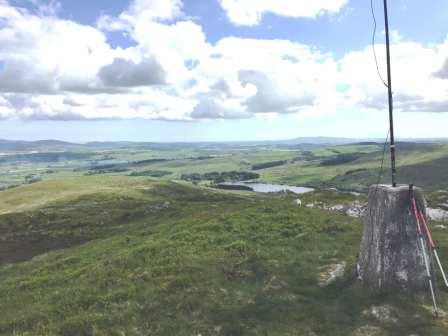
xmin=358 ymin=184 xmax=433 ymax=291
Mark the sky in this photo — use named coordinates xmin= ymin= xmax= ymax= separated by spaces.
xmin=0 ymin=0 xmax=448 ymax=142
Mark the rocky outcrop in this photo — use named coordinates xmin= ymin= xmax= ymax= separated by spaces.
xmin=306 ymin=201 xmax=366 ymax=218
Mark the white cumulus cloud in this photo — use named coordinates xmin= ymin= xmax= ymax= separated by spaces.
xmin=339 ymin=40 xmax=448 ymax=113
xmin=0 ymin=0 xmax=448 ymax=122
xmin=218 ymin=0 xmax=349 ymax=26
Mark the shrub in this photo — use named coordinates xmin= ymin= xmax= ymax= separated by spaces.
xmin=252 ymin=160 xmax=287 ymax=170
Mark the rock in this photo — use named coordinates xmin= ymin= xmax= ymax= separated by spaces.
xmin=306 ymin=199 xmax=367 ymax=218
xmin=362 ymin=305 xmax=398 ymax=324
xmin=318 ymin=261 xmax=346 ymax=287
xmin=326 ymin=202 xmax=367 ymax=218
xmin=346 ymin=202 xmax=367 ymax=218
xmin=427 ymin=208 xmax=448 ymax=221
xmin=435 ymin=225 xmax=447 ymax=229
xmin=352 ymin=325 xmax=384 ymax=336
xmin=330 ymin=204 xmax=345 ymax=211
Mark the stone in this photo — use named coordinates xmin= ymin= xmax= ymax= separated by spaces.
xmin=426 ymin=208 xmax=448 ymax=221
xmin=358 ymin=185 xmax=434 ymax=291
xmin=330 ymin=204 xmax=345 ymax=211
xmin=362 ymin=305 xmax=398 ymax=324
xmin=318 ymin=261 xmax=346 ymax=287
xmin=346 ymin=202 xmax=367 ymax=218
xmin=352 ymin=325 xmax=384 ymax=336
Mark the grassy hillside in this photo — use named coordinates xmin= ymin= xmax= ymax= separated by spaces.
xmin=264 ymin=143 xmax=448 ymax=192
xmin=1 ymin=178 xmax=448 ymax=335
xmin=320 ymin=146 xmax=448 ymax=192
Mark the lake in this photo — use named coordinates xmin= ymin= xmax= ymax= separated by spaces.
xmin=217 ymin=182 xmax=314 ymax=194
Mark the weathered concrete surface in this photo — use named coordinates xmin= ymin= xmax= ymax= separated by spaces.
xmin=358 ymin=184 xmax=434 ymax=291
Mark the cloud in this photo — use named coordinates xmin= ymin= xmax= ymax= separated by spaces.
xmin=0 ymin=59 xmax=57 ymax=93
xmin=238 ymin=70 xmax=315 ymax=113
xmin=98 ymin=57 xmax=166 ymax=87
xmin=1 ymin=0 xmax=448 ymax=122
xmin=434 ymin=59 xmax=448 ymax=79
xmin=29 ymin=0 xmax=61 ymax=17
xmin=190 ymin=37 xmax=337 ymax=118
xmin=0 ymin=2 xmax=117 ymax=94
xmin=190 ymin=96 xmax=249 ymax=119
xmin=4 ymin=90 xmax=196 ymax=121
xmin=1 ymin=1 xmax=334 ymax=121
xmin=397 ymin=95 xmax=448 ymax=113
xmin=218 ymin=0 xmax=348 ymax=26
xmin=0 ymin=95 xmax=13 ymax=119
xmin=339 ymin=41 xmax=448 ymax=113
xmin=97 ymin=0 xmax=183 ymax=31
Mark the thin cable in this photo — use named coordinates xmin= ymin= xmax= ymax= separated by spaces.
xmin=369 ymin=130 xmax=390 ymax=218
xmin=370 ymin=0 xmax=389 ymax=88
xmin=375 ymin=129 xmax=389 ymax=188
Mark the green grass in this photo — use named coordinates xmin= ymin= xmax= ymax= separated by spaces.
xmin=1 ymin=178 xmax=448 ymax=335
xmin=0 ymin=176 xmax=158 ymax=214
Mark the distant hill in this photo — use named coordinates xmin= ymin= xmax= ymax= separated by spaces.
xmin=0 ymin=139 xmax=82 ymax=152
xmin=1 ymin=137 xmax=448 ymax=152
xmin=281 ymin=137 xmax=363 ymax=145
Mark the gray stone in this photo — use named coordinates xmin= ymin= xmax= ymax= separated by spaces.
xmin=318 ymin=261 xmax=346 ymax=287
xmin=358 ymin=185 xmax=434 ymax=291
xmin=427 ymin=207 xmax=448 ymax=221
xmin=330 ymin=204 xmax=345 ymax=211
xmin=362 ymin=305 xmax=398 ymax=324
xmin=352 ymin=325 xmax=383 ymax=336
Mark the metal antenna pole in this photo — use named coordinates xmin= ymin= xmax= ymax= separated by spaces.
xmin=383 ymin=0 xmax=397 ymax=187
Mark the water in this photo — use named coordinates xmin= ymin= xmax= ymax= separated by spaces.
xmin=218 ymin=182 xmax=314 ymax=194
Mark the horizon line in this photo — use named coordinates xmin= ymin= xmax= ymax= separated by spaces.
xmin=2 ymin=136 xmax=448 ymax=145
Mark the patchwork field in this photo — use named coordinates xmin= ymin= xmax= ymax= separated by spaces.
xmin=1 ymin=140 xmax=448 ymax=194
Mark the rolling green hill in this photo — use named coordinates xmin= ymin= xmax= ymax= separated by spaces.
xmin=1 ymin=177 xmax=448 ymax=335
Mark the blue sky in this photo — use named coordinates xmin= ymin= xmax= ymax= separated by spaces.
xmin=1 ymin=0 xmax=448 ymax=142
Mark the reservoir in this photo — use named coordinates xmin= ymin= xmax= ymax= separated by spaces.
xmin=217 ymin=182 xmax=314 ymax=194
